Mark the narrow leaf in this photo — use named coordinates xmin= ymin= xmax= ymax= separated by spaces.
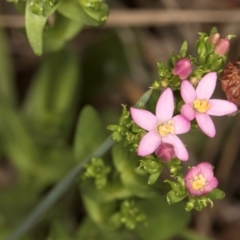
xmin=74 ymin=106 xmax=107 ymax=161
xmin=25 ymin=0 xmax=47 ymax=55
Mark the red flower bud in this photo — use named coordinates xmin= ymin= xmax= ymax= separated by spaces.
xmin=214 ymin=38 xmax=230 ymax=56
xmin=155 ymin=143 xmax=176 ymax=162
xmin=172 ymin=58 xmax=192 ymax=80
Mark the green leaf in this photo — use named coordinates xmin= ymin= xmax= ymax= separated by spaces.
xmin=81 ymin=194 xmax=117 ymax=225
xmin=207 ymin=188 xmax=225 ymax=200
xmin=135 ymin=197 xmax=190 ymax=240
xmin=22 ymin=47 xmax=81 ymax=144
xmin=0 ymin=96 xmax=38 ymax=172
xmin=166 ymin=190 xmax=187 ymax=204
xmin=76 ymin=217 xmax=138 ymax=240
xmin=25 ymin=0 xmax=48 ymax=55
xmin=43 ymin=13 xmax=83 ymax=52
xmin=74 ymin=106 xmax=107 ymax=161
xmin=112 ymin=143 xmax=159 ymax=198
xmin=47 ymin=222 xmax=72 ymax=240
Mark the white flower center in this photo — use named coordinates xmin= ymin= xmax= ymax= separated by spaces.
xmin=157 ymin=120 xmax=174 ymax=137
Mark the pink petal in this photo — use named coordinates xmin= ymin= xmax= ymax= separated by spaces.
xmin=195 ymin=113 xmax=216 ymax=138
xmin=185 ymin=166 xmax=200 ymax=182
xmin=207 ymin=99 xmax=238 ymax=116
xmin=137 ymin=131 xmax=161 ymax=156
xmin=198 ymin=162 xmax=214 ymax=181
xmin=156 ymin=88 xmax=174 ymax=122
xmin=130 ymin=107 xmax=158 ymax=131
xmin=180 ymin=80 xmax=196 ymax=103
xmin=203 ymin=177 xmax=218 ymax=194
xmin=181 ymin=104 xmax=196 ymax=121
xmin=196 ymin=72 xmax=217 ymax=99
xmin=172 ymin=115 xmax=190 ymax=134
xmin=162 ymin=135 xmax=188 ymax=161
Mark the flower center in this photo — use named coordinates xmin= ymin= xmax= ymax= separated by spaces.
xmin=157 ymin=120 xmax=174 ymax=137
xmin=192 ymin=99 xmax=210 ymax=113
xmin=191 ymin=174 xmax=206 ymax=190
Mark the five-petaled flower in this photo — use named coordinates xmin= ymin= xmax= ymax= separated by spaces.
xmin=180 ymin=72 xmax=237 ymax=138
xmin=184 ymin=162 xmax=218 ymax=196
xmin=130 ymin=88 xmax=190 ymax=161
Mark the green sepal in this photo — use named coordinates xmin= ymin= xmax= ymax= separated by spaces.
xmin=166 ymin=190 xmax=187 ymax=204
xmin=226 ymin=34 xmax=236 ymax=40
xmin=209 ymin=27 xmax=218 ymax=35
xmin=179 ymin=41 xmax=188 ymax=54
xmin=210 ymin=58 xmax=224 ymax=71
xmin=164 ymin=180 xmax=184 ymax=195
xmin=169 ymin=75 xmax=181 ymax=89
xmin=58 ymin=0 xmax=109 ymax=27
xmin=198 ymin=53 xmax=206 ymax=65
xmin=25 ymin=0 xmax=48 ymax=55
xmin=139 ymin=157 xmax=162 ymax=175
xmin=29 ymin=0 xmax=59 ymax=17
xmin=79 ymin=0 xmax=109 ymax=26
xmin=206 ymin=53 xmax=219 ymax=66
xmin=196 ymin=36 xmax=207 ymax=57
xmin=148 ymin=171 xmax=161 ymax=185
xmin=207 ymin=188 xmax=225 ymax=200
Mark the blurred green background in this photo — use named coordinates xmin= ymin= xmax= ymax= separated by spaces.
xmin=1 ymin=0 xmax=240 ymax=239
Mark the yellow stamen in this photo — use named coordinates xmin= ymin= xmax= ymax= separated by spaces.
xmin=193 ymin=99 xmax=210 ymax=113
xmin=157 ymin=120 xmax=174 ymax=137
xmin=192 ymin=174 xmax=206 ymax=190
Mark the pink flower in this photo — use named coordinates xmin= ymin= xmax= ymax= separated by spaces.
xmin=155 ymin=143 xmax=176 ymax=162
xmin=214 ymin=38 xmax=230 ymax=56
xmin=172 ymin=58 xmax=192 ymax=80
xmin=184 ymin=162 xmax=218 ymax=196
xmin=181 ymin=72 xmax=237 ymax=138
xmin=130 ymin=88 xmax=190 ymax=161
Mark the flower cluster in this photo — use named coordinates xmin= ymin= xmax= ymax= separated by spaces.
xmin=108 ymin=27 xmax=237 ymax=212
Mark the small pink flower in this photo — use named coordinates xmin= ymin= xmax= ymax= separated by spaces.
xmin=184 ymin=162 xmax=218 ymax=196
xmin=130 ymin=88 xmax=190 ymax=161
xmin=155 ymin=143 xmax=176 ymax=162
xmin=181 ymin=72 xmax=237 ymax=138
xmin=172 ymin=58 xmax=192 ymax=80
xmin=214 ymin=38 xmax=230 ymax=56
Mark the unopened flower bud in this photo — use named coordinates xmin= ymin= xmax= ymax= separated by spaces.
xmin=209 ymin=33 xmax=220 ymax=45
xmin=190 ymin=76 xmax=199 ymax=87
xmin=155 ymin=143 xmax=176 ymax=162
xmin=139 ymin=159 xmax=162 ymax=174
xmin=214 ymin=38 xmax=230 ymax=56
xmin=172 ymin=58 xmax=192 ymax=80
